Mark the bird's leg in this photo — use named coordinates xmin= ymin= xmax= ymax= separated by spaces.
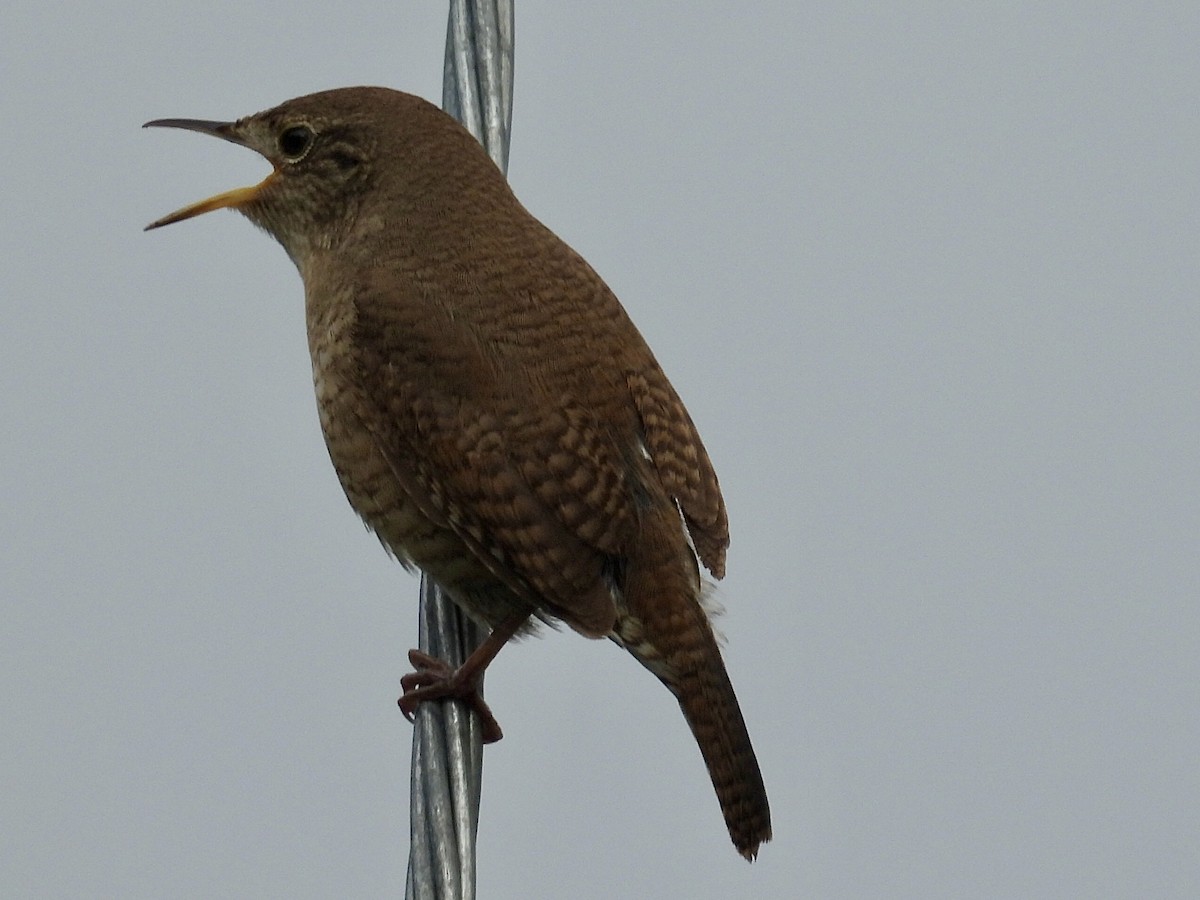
xmin=398 ymin=610 xmax=530 ymax=744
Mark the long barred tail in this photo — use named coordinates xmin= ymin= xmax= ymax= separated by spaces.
xmin=672 ymin=621 xmax=772 ymax=859
xmin=616 ymin=523 xmax=772 ymax=859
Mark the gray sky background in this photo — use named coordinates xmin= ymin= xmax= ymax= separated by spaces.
xmin=3 ymin=3 xmax=1198 ymax=898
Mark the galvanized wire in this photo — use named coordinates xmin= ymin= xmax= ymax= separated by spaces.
xmin=442 ymin=0 xmax=514 ymax=174
xmin=405 ymin=3 xmax=514 ymax=899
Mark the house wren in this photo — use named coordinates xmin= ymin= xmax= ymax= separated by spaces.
xmin=145 ymin=87 xmax=771 ymax=859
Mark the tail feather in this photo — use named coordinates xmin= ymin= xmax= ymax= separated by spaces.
xmin=672 ymin=620 xmax=772 ymax=859
xmin=616 ymin=522 xmax=772 ymax=859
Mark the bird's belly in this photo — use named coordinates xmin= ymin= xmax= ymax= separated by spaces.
xmin=312 ymin=356 xmax=526 ymax=627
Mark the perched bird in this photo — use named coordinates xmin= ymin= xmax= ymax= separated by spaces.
xmin=145 ymin=87 xmax=771 ymax=859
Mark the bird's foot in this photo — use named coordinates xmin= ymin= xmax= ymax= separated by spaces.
xmin=398 ymin=649 xmax=504 ymax=743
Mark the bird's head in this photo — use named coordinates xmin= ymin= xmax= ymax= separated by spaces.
xmin=145 ymin=88 xmax=449 ymax=268
xmin=147 ymin=87 xmax=513 ymax=275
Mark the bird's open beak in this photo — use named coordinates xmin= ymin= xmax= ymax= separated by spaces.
xmin=143 ymin=118 xmax=275 ymax=231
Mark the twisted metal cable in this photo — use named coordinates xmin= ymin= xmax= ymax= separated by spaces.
xmin=405 ymin=3 xmax=514 ymax=898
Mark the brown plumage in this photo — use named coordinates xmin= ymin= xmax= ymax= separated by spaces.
xmin=145 ymin=86 xmax=771 ymax=859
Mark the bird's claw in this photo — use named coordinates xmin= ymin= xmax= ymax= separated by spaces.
xmin=398 ymin=648 xmax=504 ymax=743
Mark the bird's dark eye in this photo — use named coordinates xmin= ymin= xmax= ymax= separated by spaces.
xmin=278 ymin=125 xmax=314 ymax=160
